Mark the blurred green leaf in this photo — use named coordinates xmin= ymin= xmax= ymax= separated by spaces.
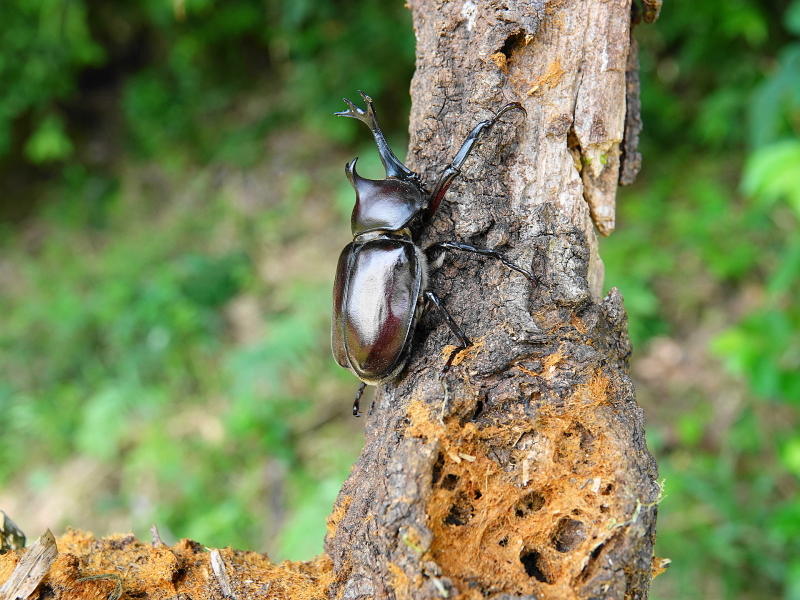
xmin=179 ymin=252 xmax=250 ymax=308
xmin=787 ymin=560 xmax=800 ymax=600
xmin=749 ymin=44 xmax=800 ymax=148
xmin=713 ymin=309 xmax=800 ymax=403
xmin=742 ymin=139 xmax=800 ymax=216
xmin=24 ymin=114 xmax=74 ymax=163
xmin=76 ymin=387 xmax=136 ymax=460
xmin=677 ymin=411 xmax=706 ymax=447
xmin=786 ymin=0 xmax=800 ymax=36
xmin=782 ymin=436 xmax=800 ymax=476
xmin=276 ymin=476 xmax=341 ymax=560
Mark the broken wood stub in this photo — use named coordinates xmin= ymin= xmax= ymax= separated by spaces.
xmin=324 ymin=1 xmax=660 ymax=599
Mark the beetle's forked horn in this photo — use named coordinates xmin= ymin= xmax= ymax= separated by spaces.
xmin=336 ymin=91 xmax=415 ymax=181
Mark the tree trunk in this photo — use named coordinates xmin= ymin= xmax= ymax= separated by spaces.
xmin=324 ymin=1 xmax=660 ymax=599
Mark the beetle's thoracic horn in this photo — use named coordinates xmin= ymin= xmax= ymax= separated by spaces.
xmin=344 ymin=157 xmax=362 ymax=189
xmin=345 ymin=157 xmax=388 ymax=191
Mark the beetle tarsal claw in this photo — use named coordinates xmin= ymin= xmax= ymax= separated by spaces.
xmin=334 ymin=92 xmax=377 ymax=123
xmin=358 ymin=90 xmax=374 ymax=106
xmin=334 ymin=99 xmax=362 ymax=119
xmin=495 ymin=101 xmax=527 ymax=120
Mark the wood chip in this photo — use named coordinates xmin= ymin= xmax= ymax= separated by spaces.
xmin=150 ymin=524 xmax=166 ymax=548
xmin=651 ymin=556 xmax=671 ymax=579
xmin=0 ymin=529 xmax=58 ymax=600
xmin=209 ymin=549 xmax=236 ymax=600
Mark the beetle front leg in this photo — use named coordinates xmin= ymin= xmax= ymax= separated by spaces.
xmin=423 ymin=290 xmax=471 ymax=378
xmin=426 ymin=241 xmax=536 ymax=282
xmin=426 ymin=102 xmax=526 ymax=218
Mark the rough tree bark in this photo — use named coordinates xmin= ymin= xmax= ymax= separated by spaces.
xmin=324 ymin=1 xmax=661 ymax=599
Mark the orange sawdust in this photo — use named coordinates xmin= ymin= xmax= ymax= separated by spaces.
xmin=570 ymin=314 xmax=588 ymax=334
xmin=651 ymin=557 xmax=671 ymax=579
xmin=0 ymin=529 xmax=332 ymax=600
xmin=513 ymin=363 xmax=540 ymax=377
xmin=585 ymin=372 xmax=611 ymax=405
xmin=441 ymin=336 xmax=486 ymax=368
xmin=511 ymin=59 xmax=566 ymax=96
xmin=491 ymin=52 xmax=509 ymax=74
xmin=0 ymin=551 xmax=18 ymax=588
xmin=406 ymin=399 xmax=438 ymax=440
xmin=326 ymin=494 xmax=351 ymax=539
xmin=387 ymin=561 xmax=413 ymax=600
xmin=404 ymin=369 xmax=632 ymax=599
xmin=541 ymin=346 xmax=566 ymax=379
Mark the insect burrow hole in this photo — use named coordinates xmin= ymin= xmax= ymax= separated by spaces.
xmin=514 ymin=490 xmax=545 ymax=518
xmin=519 ymin=548 xmax=549 ymax=583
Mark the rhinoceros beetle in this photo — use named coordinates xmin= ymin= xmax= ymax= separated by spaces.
xmin=332 ymin=92 xmax=533 ymax=416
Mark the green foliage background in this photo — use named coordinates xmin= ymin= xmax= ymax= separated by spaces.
xmin=0 ymin=0 xmax=798 ymax=597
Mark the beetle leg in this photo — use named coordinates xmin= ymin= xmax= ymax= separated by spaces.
xmin=353 ymin=382 xmax=367 ymax=417
xmin=427 ymin=102 xmax=526 ymax=219
xmin=426 ymin=241 xmax=536 ymax=283
xmin=336 ymin=91 xmax=417 ymax=181
xmin=424 ymin=290 xmax=471 ymax=378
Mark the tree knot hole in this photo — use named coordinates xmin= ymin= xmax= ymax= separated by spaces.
xmin=471 ymin=400 xmax=484 ymax=421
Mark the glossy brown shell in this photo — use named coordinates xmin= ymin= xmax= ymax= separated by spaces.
xmin=332 ymin=239 xmax=422 ymax=384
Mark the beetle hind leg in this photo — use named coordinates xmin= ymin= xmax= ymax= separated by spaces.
xmin=423 ymin=290 xmax=471 ymax=379
xmin=352 ymin=382 xmax=367 ymax=417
